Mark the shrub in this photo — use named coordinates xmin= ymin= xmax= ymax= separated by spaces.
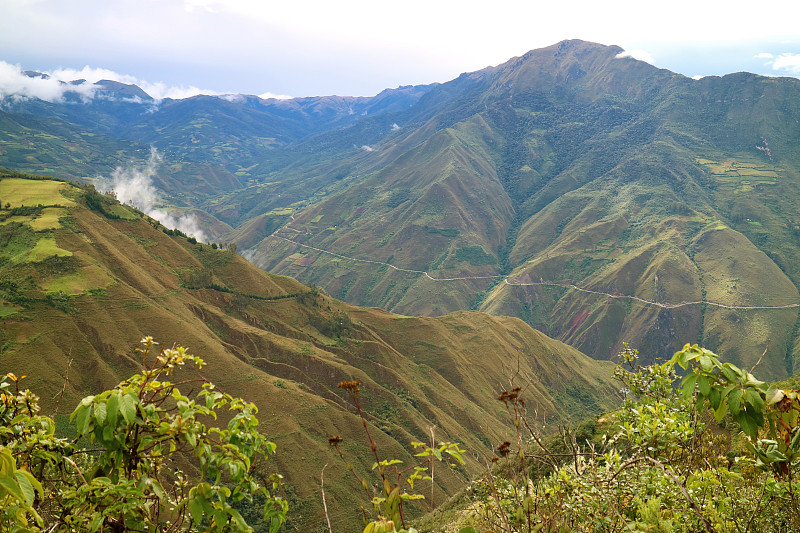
xmin=0 ymin=337 xmax=287 ymax=532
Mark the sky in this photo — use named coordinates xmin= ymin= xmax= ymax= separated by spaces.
xmin=1 ymin=0 xmax=800 ymax=100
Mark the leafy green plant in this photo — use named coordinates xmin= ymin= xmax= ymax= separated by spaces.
xmin=449 ymin=343 xmax=800 ymax=533
xmin=0 ymin=337 xmax=287 ymax=532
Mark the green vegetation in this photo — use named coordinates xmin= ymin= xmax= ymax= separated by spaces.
xmin=0 ymin=338 xmax=287 ymax=532
xmin=0 ymin=171 xmax=619 ymax=530
xmin=3 ymin=337 xmax=784 ymax=532
xmin=8 ymin=38 xmax=800 ymax=529
xmin=6 ymin=40 xmax=800 ymax=381
xmin=412 ymin=344 xmax=800 ymax=532
xmin=7 ymin=168 xmax=800 ymax=531
xmin=455 ymin=246 xmax=497 ymax=267
xmin=0 ymin=178 xmax=75 ymax=208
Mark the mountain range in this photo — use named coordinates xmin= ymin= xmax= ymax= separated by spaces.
xmin=2 ymin=39 xmax=800 ymax=380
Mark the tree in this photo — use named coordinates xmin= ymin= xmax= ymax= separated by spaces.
xmin=0 ymin=337 xmax=287 ymax=532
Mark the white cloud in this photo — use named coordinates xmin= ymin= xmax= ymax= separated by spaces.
xmin=0 ymin=61 xmax=97 ymax=103
xmin=3 ymin=0 xmax=800 ymax=97
xmin=615 ymin=49 xmax=655 ymax=65
xmin=258 ymin=91 xmax=293 ymax=100
xmin=0 ymin=60 xmax=224 ymax=103
xmin=771 ymin=53 xmax=800 ymax=74
xmin=391 ymin=123 xmax=401 ymax=131
xmin=361 ymin=145 xmax=374 ymax=152
xmin=754 ymin=52 xmax=774 ymax=59
xmin=48 ymin=66 xmax=213 ymax=100
xmin=183 ymin=0 xmax=218 ymax=13
xmin=97 ymin=147 xmax=208 ymax=242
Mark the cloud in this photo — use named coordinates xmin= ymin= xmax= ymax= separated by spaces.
xmin=615 ymin=49 xmax=655 ymax=65
xmin=0 ymin=61 xmax=224 ymax=103
xmin=361 ymin=145 xmax=374 ymax=152
xmin=183 ymin=0 xmax=218 ymax=13
xmin=391 ymin=123 xmax=401 ymax=131
xmin=770 ymin=53 xmax=800 ymax=74
xmin=756 ymin=52 xmax=800 ymax=75
xmin=0 ymin=61 xmax=97 ymax=103
xmin=47 ymin=66 xmax=214 ymax=100
xmin=258 ymin=91 xmax=293 ymax=100
xmin=0 ymin=60 xmax=293 ymax=103
xmin=97 ymin=147 xmax=208 ymax=243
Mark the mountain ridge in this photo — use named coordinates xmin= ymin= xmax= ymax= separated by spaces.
xmin=3 ymin=39 xmax=800 ymax=378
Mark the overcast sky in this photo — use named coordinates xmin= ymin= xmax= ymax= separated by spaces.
xmin=2 ymin=0 xmax=800 ymax=100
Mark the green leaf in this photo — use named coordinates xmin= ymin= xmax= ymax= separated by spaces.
xmin=745 ymin=388 xmax=766 ymax=413
xmin=729 ymin=388 xmax=743 ymax=415
xmin=713 ymin=398 xmax=728 ymax=423
xmin=90 ymin=512 xmax=103 ymax=533
xmin=697 ymin=375 xmax=711 ymax=397
xmin=72 ymin=404 xmax=92 ymax=436
xmin=790 ymin=428 xmax=800 ymax=453
xmin=738 ymin=415 xmax=757 ymax=440
xmin=0 ymin=475 xmax=24 ymax=502
xmin=119 ymin=392 xmax=138 ymax=424
xmin=13 ymin=471 xmax=35 ymax=505
xmin=721 ymin=365 xmax=740 ymax=383
xmin=680 ymin=373 xmax=698 ymax=398
xmin=709 ymin=387 xmax=721 ymax=410
xmin=106 ymin=390 xmax=119 ymax=428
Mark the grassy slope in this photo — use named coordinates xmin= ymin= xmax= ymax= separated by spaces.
xmin=5 ymin=41 xmax=799 ymax=380
xmin=243 ymin=41 xmax=800 ymax=378
xmin=0 ymin=171 xmax=617 ymax=530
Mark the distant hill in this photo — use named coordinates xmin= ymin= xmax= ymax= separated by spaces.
xmin=0 ymin=169 xmax=617 ymax=530
xmin=3 ymin=39 xmax=800 ymax=378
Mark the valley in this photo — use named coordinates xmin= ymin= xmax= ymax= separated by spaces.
xmin=4 ymin=37 xmax=800 ymax=530
xmin=4 ymin=41 xmax=800 ymax=379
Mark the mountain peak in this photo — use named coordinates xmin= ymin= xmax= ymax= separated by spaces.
xmin=95 ymin=79 xmax=153 ymax=101
xmin=487 ymin=39 xmax=673 ymax=99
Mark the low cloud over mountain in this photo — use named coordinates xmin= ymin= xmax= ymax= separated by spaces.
xmin=0 ymin=61 xmax=216 ymax=103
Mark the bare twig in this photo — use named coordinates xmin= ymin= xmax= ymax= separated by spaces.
xmin=63 ymin=456 xmax=88 ymax=486
xmin=320 ymin=464 xmax=333 ymax=533
xmin=52 ymin=357 xmax=73 ymax=415
xmin=750 ymin=342 xmax=770 ymax=374
xmin=483 ymin=457 xmax=510 ymax=533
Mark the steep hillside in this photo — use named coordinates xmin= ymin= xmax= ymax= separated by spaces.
xmin=0 ymin=170 xmax=617 ymax=530
xmin=4 ymin=40 xmax=800 ymax=378
xmin=241 ymin=41 xmax=800 ymax=377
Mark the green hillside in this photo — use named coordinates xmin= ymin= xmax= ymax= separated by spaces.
xmin=0 ymin=170 xmax=617 ymax=530
xmin=4 ymin=40 xmax=800 ymax=379
xmin=239 ymin=41 xmax=800 ymax=378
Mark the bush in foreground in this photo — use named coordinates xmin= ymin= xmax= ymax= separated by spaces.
xmin=0 ymin=337 xmax=287 ymax=532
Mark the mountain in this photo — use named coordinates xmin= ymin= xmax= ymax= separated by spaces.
xmin=240 ymin=40 xmax=800 ymax=377
xmin=0 ymin=169 xmax=617 ymax=530
xmin=3 ymin=40 xmax=800 ymax=378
